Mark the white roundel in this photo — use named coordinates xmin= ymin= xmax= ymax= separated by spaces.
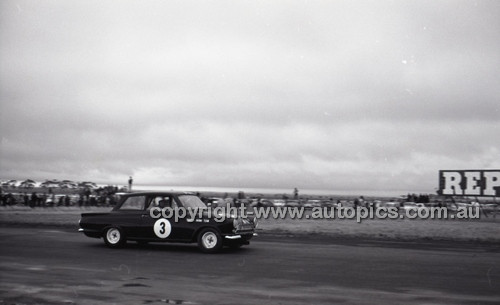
xmin=154 ymin=218 xmax=171 ymax=238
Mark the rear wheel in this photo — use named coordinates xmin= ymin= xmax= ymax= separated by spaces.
xmin=104 ymin=227 xmax=125 ymax=248
xmin=197 ymin=228 xmax=223 ymax=253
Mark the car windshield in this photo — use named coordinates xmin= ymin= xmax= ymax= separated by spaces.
xmin=178 ymin=195 xmax=207 ymax=209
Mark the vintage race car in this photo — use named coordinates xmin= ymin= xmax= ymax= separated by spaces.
xmin=79 ymin=191 xmax=257 ymax=253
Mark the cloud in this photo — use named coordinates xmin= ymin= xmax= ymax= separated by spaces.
xmin=1 ymin=0 xmax=499 ymax=195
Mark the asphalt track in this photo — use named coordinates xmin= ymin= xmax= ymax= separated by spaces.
xmin=0 ymin=227 xmax=499 ymax=305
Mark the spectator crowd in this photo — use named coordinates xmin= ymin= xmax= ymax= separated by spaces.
xmin=0 ymin=185 xmax=125 ymax=208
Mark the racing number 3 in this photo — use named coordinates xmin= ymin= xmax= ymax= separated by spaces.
xmin=154 ymin=219 xmax=171 ymax=238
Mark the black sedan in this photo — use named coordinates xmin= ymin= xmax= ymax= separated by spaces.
xmin=79 ymin=191 xmax=257 ymax=253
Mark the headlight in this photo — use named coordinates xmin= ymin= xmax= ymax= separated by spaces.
xmin=252 ymin=217 xmax=259 ymax=229
xmin=233 ymin=218 xmax=242 ymax=231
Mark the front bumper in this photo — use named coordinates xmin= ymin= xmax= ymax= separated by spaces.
xmin=78 ymin=227 xmax=101 ymax=238
xmin=224 ymin=233 xmax=258 ymax=240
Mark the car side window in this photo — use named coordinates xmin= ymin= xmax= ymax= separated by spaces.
xmin=147 ymin=196 xmax=178 ymax=209
xmin=120 ymin=196 xmax=146 ymax=210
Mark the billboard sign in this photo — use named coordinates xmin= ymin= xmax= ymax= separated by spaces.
xmin=438 ymin=170 xmax=500 ymax=197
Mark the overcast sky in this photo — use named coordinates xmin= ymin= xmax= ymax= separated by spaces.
xmin=1 ymin=0 xmax=499 ymax=195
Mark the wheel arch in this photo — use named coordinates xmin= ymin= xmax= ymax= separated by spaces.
xmin=192 ymin=225 xmax=222 ymax=242
xmin=101 ymin=224 xmax=126 ymax=238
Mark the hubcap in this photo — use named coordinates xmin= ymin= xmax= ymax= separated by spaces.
xmin=107 ymin=228 xmax=120 ymax=244
xmin=202 ymin=232 xmax=217 ymax=249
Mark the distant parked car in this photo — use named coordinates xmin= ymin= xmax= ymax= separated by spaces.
xmin=272 ymin=199 xmax=286 ymax=207
xmin=321 ymin=200 xmax=335 ymax=208
xmin=204 ymin=197 xmax=226 ymax=208
xmin=400 ymin=202 xmax=429 ymax=213
xmin=377 ymin=201 xmax=400 ymax=208
xmin=285 ymin=200 xmax=300 ymax=208
xmin=249 ymin=199 xmax=273 ymax=208
xmin=304 ymin=200 xmax=322 ymax=209
xmin=481 ymin=204 xmax=498 ymax=215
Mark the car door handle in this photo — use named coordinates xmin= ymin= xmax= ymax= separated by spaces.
xmin=141 ymin=214 xmax=149 ymax=218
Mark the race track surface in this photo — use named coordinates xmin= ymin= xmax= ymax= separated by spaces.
xmin=0 ymin=227 xmax=499 ymax=305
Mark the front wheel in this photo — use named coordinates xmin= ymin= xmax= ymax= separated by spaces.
xmin=197 ymin=228 xmax=223 ymax=253
xmin=104 ymin=227 xmax=126 ymax=248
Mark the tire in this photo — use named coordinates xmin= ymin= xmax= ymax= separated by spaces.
xmin=103 ymin=227 xmax=126 ymax=248
xmin=197 ymin=228 xmax=223 ymax=253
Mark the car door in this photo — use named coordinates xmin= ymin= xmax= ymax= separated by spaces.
xmin=141 ymin=195 xmax=188 ymax=241
xmin=112 ymin=194 xmax=147 ymax=239
xmin=174 ymin=194 xmax=209 ymax=240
